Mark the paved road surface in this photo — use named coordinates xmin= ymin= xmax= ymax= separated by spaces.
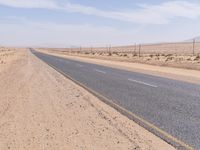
xmin=31 ymin=49 xmax=200 ymax=149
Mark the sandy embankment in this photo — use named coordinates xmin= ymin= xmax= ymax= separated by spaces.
xmin=0 ymin=48 xmax=175 ymax=150
xmin=37 ymin=49 xmax=200 ymax=84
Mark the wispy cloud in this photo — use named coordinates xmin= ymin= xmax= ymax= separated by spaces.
xmin=0 ymin=0 xmax=200 ymax=24
xmin=0 ymin=0 xmax=58 ymax=9
xmin=63 ymin=1 xmax=200 ymax=24
xmin=0 ymin=17 xmax=136 ymax=47
xmin=1 ymin=16 xmax=199 ymax=47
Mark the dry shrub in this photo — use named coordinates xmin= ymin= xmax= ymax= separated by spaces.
xmin=149 ymin=54 xmax=154 ymax=58
xmin=132 ymin=53 xmax=137 ymax=57
xmin=84 ymin=52 xmax=90 ymax=54
xmin=108 ymin=52 xmax=112 ymax=56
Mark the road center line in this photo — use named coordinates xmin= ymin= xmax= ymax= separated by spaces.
xmin=128 ymin=78 xmax=158 ymax=88
xmin=58 ymin=59 xmax=69 ymax=63
xmin=76 ymin=64 xmax=83 ymax=67
xmin=94 ymin=69 xmax=106 ymax=74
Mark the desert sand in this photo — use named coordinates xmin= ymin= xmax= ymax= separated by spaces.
xmin=39 ymin=41 xmax=200 ymax=71
xmin=0 ymin=48 xmax=175 ymax=150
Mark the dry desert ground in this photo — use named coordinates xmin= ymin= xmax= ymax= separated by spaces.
xmin=0 ymin=48 xmax=175 ymax=150
xmin=40 ymin=42 xmax=200 ymax=70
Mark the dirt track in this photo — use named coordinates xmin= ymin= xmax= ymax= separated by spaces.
xmin=0 ymin=49 xmax=175 ymax=150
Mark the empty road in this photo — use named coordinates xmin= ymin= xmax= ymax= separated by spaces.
xmin=31 ymin=49 xmax=200 ymax=149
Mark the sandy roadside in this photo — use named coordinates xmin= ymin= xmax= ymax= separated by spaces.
xmin=37 ymin=49 xmax=200 ymax=84
xmin=0 ymin=48 xmax=175 ymax=150
xmin=0 ymin=48 xmax=24 ymax=73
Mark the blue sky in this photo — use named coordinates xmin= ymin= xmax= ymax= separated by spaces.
xmin=0 ymin=0 xmax=200 ymax=47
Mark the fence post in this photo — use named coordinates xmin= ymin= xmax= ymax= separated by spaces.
xmin=91 ymin=46 xmax=93 ymax=53
xmin=193 ymin=39 xmax=195 ymax=55
xmin=139 ymin=44 xmax=141 ymax=57
xmin=107 ymin=44 xmax=111 ymax=53
xmin=134 ymin=43 xmax=136 ymax=55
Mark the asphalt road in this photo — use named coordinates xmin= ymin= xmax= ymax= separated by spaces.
xmin=31 ymin=49 xmax=200 ymax=149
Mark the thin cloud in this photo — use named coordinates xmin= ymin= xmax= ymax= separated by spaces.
xmin=0 ymin=17 xmax=132 ymax=47
xmin=1 ymin=16 xmax=198 ymax=47
xmin=0 ymin=0 xmax=58 ymax=9
xmin=0 ymin=0 xmax=200 ymax=24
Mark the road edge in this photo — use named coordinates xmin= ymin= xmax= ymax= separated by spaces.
xmin=31 ymin=49 xmax=194 ymax=150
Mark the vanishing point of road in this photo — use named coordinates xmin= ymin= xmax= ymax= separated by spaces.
xmin=31 ymin=49 xmax=200 ymax=149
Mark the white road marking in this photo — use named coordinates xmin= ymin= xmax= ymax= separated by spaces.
xmin=94 ymin=69 xmax=106 ymax=74
xmin=76 ymin=64 xmax=83 ymax=67
xmin=58 ymin=59 xmax=69 ymax=63
xmin=128 ymin=78 xmax=158 ymax=88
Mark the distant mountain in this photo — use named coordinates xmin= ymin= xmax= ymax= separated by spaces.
xmin=186 ymin=36 xmax=200 ymax=42
xmin=194 ymin=36 xmax=200 ymax=42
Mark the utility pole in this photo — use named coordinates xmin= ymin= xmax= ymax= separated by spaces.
xmin=139 ymin=44 xmax=141 ymax=57
xmin=193 ymin=39 xmax=195 ymax=55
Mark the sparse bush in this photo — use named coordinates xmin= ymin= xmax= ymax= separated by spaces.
xmin=113 ymin=52 xmax=118 ymax=55
xmin=193 ymin=55 xmax=200 ymax=61
xmin=108 ymin=52 xmax=112 ymax=56
xmin=155 ymin=53 xmax=160 ymax=57
xmin=84 ymin=52 xmax=90 ymax=54
xmin=186 ymin=58 xmax=191 ymax=61
xmin=161 ymin=53 xmax=165 ymax=56
xmin=166 ymin=54 xmax=173 ymax=57
xmin=166 ymin=57 xmax=173 ymax=61
xmin=132 ymin=53 xmax=137 ymax=57
xmin=123 ymin=54 xmax=128 ymax=57
xmin=149 ymin=54 xmax=154 ymax=58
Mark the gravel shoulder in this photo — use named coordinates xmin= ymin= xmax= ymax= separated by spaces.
xmin=0 ymin=49 xmax=175 ymax=150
